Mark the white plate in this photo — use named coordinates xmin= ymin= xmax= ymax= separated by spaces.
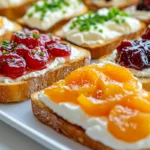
xmin=0 ymin=100 xmax=90 ymax=150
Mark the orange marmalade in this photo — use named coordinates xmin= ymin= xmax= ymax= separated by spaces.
xmin=44 ymin=63 xmax=150 ymax=143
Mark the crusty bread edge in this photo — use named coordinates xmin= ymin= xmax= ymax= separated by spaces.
xmin=0 ymin=45 xmax=90 ymax=103
xmin=54 ymin=22 xmax=146 ymax=59
xmin=0 ymin=0 xmax=37 ymax=20
xmin=31 ymin=92 xmax=113 ymax=150
xmin=99 ymin=53 xmax=150 ymax=91
xmin=83 ymin=0 xmax=138 ymax=11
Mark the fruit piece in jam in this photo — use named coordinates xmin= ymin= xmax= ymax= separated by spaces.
xmin=0 ymin=29 xmax=71 ymax=79
xmin=44 ymin=63 xmax=150 ymax=142
xmin=46 ymin=42 xmax=71 ymax=57
xmin=108 ymin=105 xmax=150 ymax=142
xmin=26 ymin=46 xmax=49 ymax=70
xmin=0 ymin=54 xmax=26 ymax=79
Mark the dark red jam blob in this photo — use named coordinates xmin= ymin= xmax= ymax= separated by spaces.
xmin=116 ymin=39 xmax=150 ymax=70
xmin=46 ymin=42 xmax=71 ymax=57
xmin=137 ymin=0 xmax=150 ymax=11
xmin=0 ymin=54 xmax=26 ymax=78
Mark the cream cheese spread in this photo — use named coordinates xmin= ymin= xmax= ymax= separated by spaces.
xmin=63 ymin=8 xmax=141 ymax=46
xmin=0 ymin=0 xmax=31 ymax=9
xmin=23 ymin=0 xmax=85 ymax=31
xmin=0 ymin=47 xmax=90 ymax=83
xmin=37 ymin=87 xmax=150 ymax=150
xmin=125 ymin=6 xmax=150 ymax=21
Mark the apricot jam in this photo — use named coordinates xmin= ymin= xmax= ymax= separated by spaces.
xmin=44 ymin=63 xmax=150 ymax=142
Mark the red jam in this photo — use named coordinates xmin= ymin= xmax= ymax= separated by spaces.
xmin=116 ymin=26 xmax=150 ymax=70
xmin=137 ymin=0 xmax=150 ymax=11
xmin=0 ymin=29 xmax=71 ymax=79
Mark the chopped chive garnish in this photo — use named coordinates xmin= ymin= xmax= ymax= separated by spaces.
xmin=2 ymin=41 xmax=9 ymax=48
xmin=27 ymin=0 xmax=82 ymax=20
xmin=69 ymin=8 xmax=129 ymax=32
xmin=2 ymin=50 xmax=9 ymax=54
xmin=40 ymin=52 xmax=44 ymax=56
xmin=12 ymin=58 xmax=15 ymax=62
xmin=32 ymin=33 xmax=40 ymax=39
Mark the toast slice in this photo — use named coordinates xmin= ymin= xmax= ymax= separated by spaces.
xmin=31 ymin=91 xmax=112 ymax=150
xmin=54 ymin=22 xmax=146 ymax=59
xmin=0 ymin=45 xmax=90 ymax=103
xmin=0 ymin=0 xmax=37 ymax=21
xmin=0 ymin=17 xmax=22 ymax=43
xmin=83 ymin=0 xmax=138 ymax=11
xmin=18 ymin=1 xmax=88 ymax=33
xmin=99 ymin=52 xmax=150 ymax=91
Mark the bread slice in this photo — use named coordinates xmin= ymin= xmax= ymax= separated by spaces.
xmin=0 ymin=0 xmax=37 ymax=21
xmin=99 ymin=53 xmax=150 ymax=91
xmin=18 ymin=5 xmax=88 ymax=33
xmin=0 ymin=45 xmax=90 ymax=103
xmin=0 ymin=19 xmax=22 ymax=43
xmin=54 ymin=22 xmax=146 ymax=59
xmin=31 ymin=92 xmax=113 ymax=150
xmin=83 ymin=0 xmax=138 ymax=11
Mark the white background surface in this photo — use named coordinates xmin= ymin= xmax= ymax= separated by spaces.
xmin=0 ymin=121 xmax=49 ymax=150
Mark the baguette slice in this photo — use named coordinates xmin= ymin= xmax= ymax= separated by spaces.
xmin=54 ymin=22 xmax=146 ymax=59
xmin=31 ymin=92 xmax=112 ymax=150
xmin=18 ymin=5 xmax=88 ymax=33
xmin=0 ymin=0 xmax=37 ymax=21
xmin=83 ymin=0 xmax=138 ymax=11
xmin=99 ymin=53 xmax=150 ymax=91
xmin=0 ymin=45 xmax=90 ymax=103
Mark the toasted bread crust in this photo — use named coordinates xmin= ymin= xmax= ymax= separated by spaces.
xmin=31 ymin=94 xmax=112 ymax=150
xmin=0 ymin=22 xmax=22 ymax=43
xmin=0 ymin=0 xmax=37 ymax=20
xmin=54 ymin=22 xmax=146 ymax=59
xmin=83 ymin=0 xmax=138 ymax=11
xmin=0 ymin=46 xmax=90 ymax=103
xmin=18 ymin=6 xmax=88 ymax=33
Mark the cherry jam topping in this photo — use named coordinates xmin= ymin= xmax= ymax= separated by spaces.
xmin=116 ymin=26 xmax=150 ymax=70
xmin=0 ymin=29 xmax=71 ymax=79
xmin=137 ymin=0 xmax=150 ymax=11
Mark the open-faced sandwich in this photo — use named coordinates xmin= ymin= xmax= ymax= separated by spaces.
xmin=83 ymin=0 xmax=138 ymax=11
xmin=0 ymin=16 xmax=22 ymax=43
xmin=125 ymin=0 xmax=150 ymax=24
xmin=99 ymin=25 xmax=150 ymax=91
xmin=0 ymin=29 xmax=90 ymax=103
xmin=54 ymin=8 xmax=146 ymax=59
xmin=31 ymin=62 xmax=150 ymax=150
xmin=19 ymin=0 xmax=88 ymax=32
xmin=0 ymin=0 xmax=37 ymax=20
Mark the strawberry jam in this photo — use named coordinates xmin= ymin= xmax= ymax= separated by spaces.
xmin=116 ymin=26 xmax=150 ymax=70
xmin=0 ymin=29 xmax=71 ymax=79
